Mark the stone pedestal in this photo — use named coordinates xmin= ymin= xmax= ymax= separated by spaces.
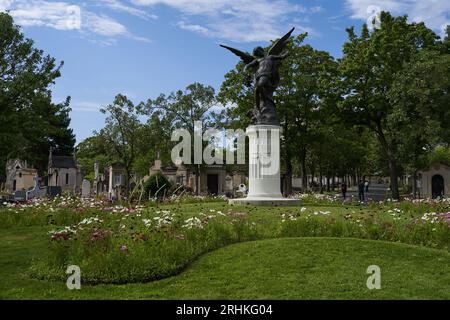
xmin=229 ymin=125 xmax=300 ymax=206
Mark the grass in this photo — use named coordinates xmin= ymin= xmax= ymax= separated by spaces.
xmin=0 ymin=197 xmax=448 ymax=299
xmin=0 ymin=225 xmax=449 ymax=299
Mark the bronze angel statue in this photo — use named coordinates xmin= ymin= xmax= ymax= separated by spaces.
xmin=221 ymin=27 xmax=294 ymax=125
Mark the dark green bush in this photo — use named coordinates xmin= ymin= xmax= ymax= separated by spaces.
xmin=144 ymin=172 xmax=172 ymax=199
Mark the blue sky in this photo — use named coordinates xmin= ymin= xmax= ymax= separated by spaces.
xmin=1 ymin=0 xmax=449 ymax=143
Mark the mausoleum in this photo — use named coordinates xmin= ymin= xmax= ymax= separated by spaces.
xmin=149 ymin=159 xmax=246 ymax=196
xmin=47 ymin=148 xmax=82 ymax=193
xmin=4 ymin=159 xmax=37 ymax=192
xmin=419 ymin=162 xmax=450 ymax=199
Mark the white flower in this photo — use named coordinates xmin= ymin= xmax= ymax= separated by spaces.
xmin=142 ymin=219 xmax=152 ymax=227
xmin=182 ymin=217 xmax=203 ymax=229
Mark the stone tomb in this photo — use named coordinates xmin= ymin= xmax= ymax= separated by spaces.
xmin=419 ymin=162 xmax=450 ymax=199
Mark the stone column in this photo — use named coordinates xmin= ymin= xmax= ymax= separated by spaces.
xmin=229 ymin=125 xmax=300 ymax=206
xmin=247 ymin=125 xmax=283 ymax=198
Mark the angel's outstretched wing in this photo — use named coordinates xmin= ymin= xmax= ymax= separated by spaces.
xmin=220 ymin=45 xmax=255 ymax=65
xmin=268 ymin=27 xmax=295 ymax=56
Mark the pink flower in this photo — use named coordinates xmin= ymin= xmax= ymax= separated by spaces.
xmin=120 ymin=245 xmax=128 ymax=252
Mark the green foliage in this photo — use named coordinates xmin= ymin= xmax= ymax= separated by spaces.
xmin=99 ymin=94 xmax=143 ymax=186
xmin=0 ymin=12 xmax=75 ymax=176
xmin=140 ymin=83 xmax=217 ymax=194
xmin=337 ymin=11 xmax=447 ymax=199
xmin=427 ymin=145 xmax=450 ymax=166
xmin=76 ymin=135 xmax=113 ymax=178
xmin=388 ymin=50 xmax=450 ymax=173
xmin=143 ymin=172 xmax=172 ymax=198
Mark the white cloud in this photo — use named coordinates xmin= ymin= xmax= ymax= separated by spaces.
xmin=96 ymin=0 xmax=158 ymax=20
xmin=178 ymin=21 xmax=208 ymax=34
xmin=84 ymin=12 xmax=127 ymax=37
xmin=1 ymin=0 xmax=151 ymax=45
xmin=71 ymin=101 xmax=104 ymax=112
xmin=8 ymin=1 xmax=81 ymax=30
xmin=0 ymin=0 xmax=12 ymax=11
xmin=131 ymin=0 xmax=321 ymax=42
xmin=345 ymin=0 xmax=450 ymax=36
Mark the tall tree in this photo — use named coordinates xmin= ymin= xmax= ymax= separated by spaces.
xmin=279 ymin=38 xmax=338 ymax=192
xmin=100 ymin=94 xmax=142 ymax=190
xmin=141 ymin=83 xmax=216 ymax=195
xmin=338 ymin=12 xmax=440 ymax=199
xmin=0 ymin=12 xmax=75 ymax=177
xmin=133 ymin=110 xmax=175 ymax=177
xmin=76 ymin=134 xmax=112 ymax=180
xmin=388 ymin=49 xmax=450 ymax=196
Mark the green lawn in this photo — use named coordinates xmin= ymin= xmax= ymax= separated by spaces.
xmin=1 ymin=225 xmax=449 ymax=299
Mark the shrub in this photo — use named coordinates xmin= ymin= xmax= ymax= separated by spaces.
xmin=144 ymin=172 xmax=172 ymax=199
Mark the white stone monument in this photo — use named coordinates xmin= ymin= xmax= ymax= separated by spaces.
xmin=229 ymin=125 xmax=300 ymax=206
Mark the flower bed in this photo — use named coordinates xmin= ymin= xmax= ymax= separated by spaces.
xmin=1 ymin=195 xmax=449 ymax=284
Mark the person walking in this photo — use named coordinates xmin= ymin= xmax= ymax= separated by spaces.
xmin=358 ymin=180 xmax=365 ymax=202
xmin=341 ymin=182 xmax=347 ymax=199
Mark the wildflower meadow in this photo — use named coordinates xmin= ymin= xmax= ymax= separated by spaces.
xmin=1 ymin=194 xmax=448 ymax=292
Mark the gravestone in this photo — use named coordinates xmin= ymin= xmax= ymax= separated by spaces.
xmin=81 ymin=179 xmax=91 ymax=198
xmin=14 ymin=190 xmax=27 ymax=202
xmin=47 ymin=186 xmax=62 ymax=197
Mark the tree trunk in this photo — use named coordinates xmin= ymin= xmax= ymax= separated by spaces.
xmin=300 ymin=147 xmax=307 ymax=192
xmin=284 ymin=158 xmax=293 ymax=196
xmin=388 ymin=157 xmax=400 ymax=199
xmin=319 ymin=166 xmax=323 ymax=193
xmin=125 ymin=168 xmax=131 ymax=195
xmin=375 ymin=126 xmax=400 ymax=200
xmin=284 ymin=124 xmax=293 ymax=196
xmin=195 ymin=165 xmax=200 ymax=196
